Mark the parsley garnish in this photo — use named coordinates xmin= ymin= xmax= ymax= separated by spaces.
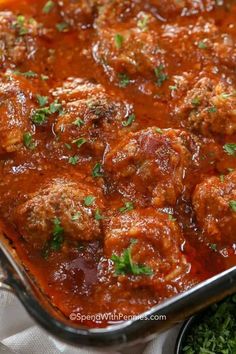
xmin=23 ymin=132 xmax=36 ymax=150
xmin=154 ymin=64 xmax=168 ymax=87
xmin=114 ymin=34 xmax=124 ymax=49
xmin=73 ymin=118 xmax=85 ymax=127
xmin=168 ymin=214 xmax=177 ymax=222
xmin=191 ymin=97 xmax=201 ymax=106
xmin=198 ymin=41 xmax=207 ymax=49
xmin=15 ymin=15 xmax=28 ymax=36
xmin=84 ymin=195 xmax=96 ymax=207
xmin=36 ymin=95 xmax=48 ymax=107
xmin=229 ymin=200 xmax=236 ymax=212
xmin=182 ymin=295 xmax=236 ymax=354
xmin=119 ymin=201 xmax=134 ymax=213
xmin=50 ymin=218 xmax=64 ymax=251
xmin=71 ymin=212 xmax=81 ymax=221
xmin=56 ymin=22 xmax=69 ymax=32
xmin=156 ymin=127 xmax=163 ymax=134
xmin=209 ymin=243 xmax=217 ymax=252
xmin=137 ymin=14 xmax=149 ymax=31
xmin=122 ymin=114 xmax=135 ymax=127
xmin=118 ymin=73 xmax=130 ymax=88
xmin=31 ymin=99 xmax=62 ymax=125
xmin=92 ymin=163 xmax=103 ymax=178
xmin=111 ymin=244 xmax=153 ymax=276
xmin=223 ymin=143 xmax=236 ymax=156
xmin=95 ymin=209 xmax=103 ymax=221
xmin=68 ymin=156 xmax=79 ymax=165
xmin=43 ymin=0 xmax=55 ymax=14
xmin=208 ymin=106 xmax=217 ymax=113
xmin=13 ymin=70 xmax=37 ymax=78
xmin=72 ymin=138 xmax=87 ymax=148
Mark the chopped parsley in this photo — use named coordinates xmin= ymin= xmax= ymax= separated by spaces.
xmin=208 ymin=106 xmax=217 ymax=113
xmin=191 ymin=97 xmax=201 ymax=106
xmin=23 ymin=132 xmax=36 ymax=150
xmin=42 ymin=0 xmax=55 ymax=14
xmin=71 ymin=212 xmax=81 ymax=221
xmin=182 ymin=295 xmax=236 ymax=354
xmin=168 ymin=214 xmax=177 ymax=222
xmin=119 ymin=201 xmax=134 ymax=213
xmin=84 ymin=195 xmax=96 ymax=207
xmin=122 ymin=114 xmax=136 ymax=127
xmin=209 ymin=243 xmax=217 ymax=252
xmin=36 ymin=95 xmax=48 ymax=107
xmin=64 ymin=143 xmax=72 ymax=150
xmin=95 ymin=209 xmax=103 ymax=221
xmin=229 ymin=200 xmax=236 ymax=212
xmin=114 ymin=34 xmax=124 ymax=49
xmin=223 ymin=143 xmax=236 ymax=156
xmin=156 ymin=127 xmax=163 ymax=134
xmin=31 ymin=99 xmax=62 ymax=125
xmin=92 ymin=163 xmax=103 ymax=178
xmin=118 ymin=73 xmax=130 ymax=88
xmin=169 ymin=85 xmax=177 ymax=91
xmin=41 ymin=74 xmax=49 ymax=81
xmin=14 ymin=15 xmax=28 ymax=36
xmin=219 ymin=175 xmax=225 ymax=182
xmin=154 ymin=64 xmax=168 ymax=87
xmin=137 ymin=14 xmax=149 ymax=31
xmin=111 ymin=243 xmax=153 ymax=276
xmin=72 ymin=138 xmax=87 ymax=148
xmin=13 ymin=70 xmax=37 ymax=78
xmin=73 ymin=118 xmax=85 ymax=127
xmin=68 ymin=156 xmax=79 ymax=165
xmin=56 ymin=22 xmax=69 ymax=32
xmin=198 ymin=41 xmax=207 ymax=49
xmin=42 ymin=218 xmax=64 ymax=258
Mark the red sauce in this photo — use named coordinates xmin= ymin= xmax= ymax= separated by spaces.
xmin=0 ymin=0 xmax=236 ymax=327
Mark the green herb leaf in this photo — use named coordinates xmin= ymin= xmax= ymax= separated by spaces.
xmin=68 ymin=156 xmax=79 ymax=165
xmin=111 ymin=244 xmax=153 ymax=276
xmin=137 ymin=14 xmax=149 ymax=31
xmin=114 ymin=34 xmax=124 ymax=49
xmin=73 ymin=118 xmax=85 ymax=127
xmin=119 ymin=201 xmax=134 ymax=213
xmin=223 ymin=143 xmax=236 ymax=156
xmin=122 ymin=114 xmax=136 ymax=127
xmin=56 ymin=22 xmax=69 ymax=32
xmin=229 ymin=200 xmax=236 ymax=212
xmin=156 ymin=127 xmax=163 ymax=134
xmin=31 ymin=107 xmax=51 ymax=125
xmin=72 ymin=138 xmax=87 ymax=148
xmin=92 ymin=163 xmax=103 ymax=178
xmin=191 ymin=97 xmax=201 ymax=106
xmin=36 ymin=95 xmax=48 ymax=107
xmin=118 ymin=73 xmax=130 ymax=88
xmin=43 ymin=0 xmax=55 ymax=14
xmin=198 ymin=41 xmax=207 ymax=49
xmin=71 ymin=212 xmax=81 ymax=221
xmin=154 ymin=64 xmax=168 ymax=87
xmin=23 ymin=132 xmax=36 ymax=150
xmin=50 ymin=217 xmax=64 ymax=251
xmin=84 ymin=195 xmax=96 ymax=207
xmin=95 ymin=209 xmax=103 ymax=221
xmin=208 ymin=106 xmax=217 ymax=113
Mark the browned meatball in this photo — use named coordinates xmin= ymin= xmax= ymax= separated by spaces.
xmin=149 ymin=0 xmax=221 ymax=18
xmin=0 ymin=74 xmax=36 ymax=154
xmin=14 ymin=178 xmax=104 ymax=249
xmin=104 ymin=128 xmax=193 ymax=207
xmin=53 ymin=78 xmax=133 ymax=156
xmin=0 ymin=11 xmax=49 ymax=69
xmin=58 ymin=0 xmax=103 ymax=26
xmin=105 ymin=208 xmax=190 ymax=293
xmin=174 ymin=76 xmax=236 ymax=136
xmin=193 ymin=171 xmax=236 ymax=247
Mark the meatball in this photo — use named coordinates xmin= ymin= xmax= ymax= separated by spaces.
xmin=104 ymin=128 xmax=193 ymax=207
xmin=149 ymin=0 xmax=221 ymax=18
xmin=193 ymin=171 xmax=236 ymax=247
xmin=105 ymin=208 xmax=190 ymax=292
xmin=175 ymin=76 xmax=236 ymax=136
xmin=58 ymin=0 xmax=103 ymax=27
xmin=53 ymin=78 xmax=133 ymax=156
xmin=13 ymin=178 xmax=104 ymax=249
xmin=0 ymin=11 xmax=49 ymax=69
xmin=93 ymin=26 xmax=164 ymax=81
xmin=0 ymin=74 xmax=36 ymax=154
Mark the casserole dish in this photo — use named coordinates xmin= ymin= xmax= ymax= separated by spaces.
xmin=0 ymin=0 xmax=236 ymax=350
xmin=1 ymin=230 xmax=236 ymax=349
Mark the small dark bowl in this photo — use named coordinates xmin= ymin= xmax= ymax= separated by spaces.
xmin=175 ymin=314 xmax=202 ymax=354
